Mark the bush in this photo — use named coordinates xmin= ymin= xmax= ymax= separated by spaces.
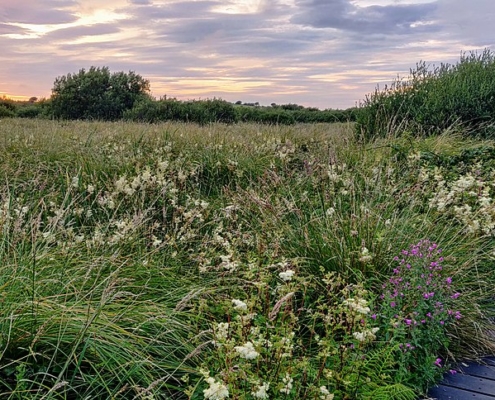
xmin=50 ymin=66 xmax=151 ymax=120
xmin=356 ymin=49 xmax=495 ymax=140
xmin=0 ymin=104 xmax=15 ymax=118
xmin=16 ymin=105 xmax=41 ymax=118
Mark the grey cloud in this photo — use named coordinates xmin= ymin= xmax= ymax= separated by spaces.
xmin=0 ymin=1 xmax=78 ymax=24
xmin=122 ymin=1 xmax=218 ymax=20
xmin=292 ymin=0 xmax=439 ymax=35
xmin=129 ymin=0 xmax=151 ymax=4
xmin=0 ymin=23 xmax=28 ymax=35
xmin=44 ymin=24 xmax=121 ymax=40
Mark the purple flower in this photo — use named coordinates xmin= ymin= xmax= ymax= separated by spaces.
xmin=449 ymin=369 xmax=457 ymax=375
xmin=390 ymin=301 xmax=396 ymax=308
xmin=371 ymin=314 xmax=377 ymax=320
xmin=404 ymin=319 xmax=412 ymax=326
xmin=446 ymin=277 xmax=452 ymax=285
xmin=451 ymin=293 xmax=461 ymax=299
xmin=434 ymin=358 xmax=442 ymax=367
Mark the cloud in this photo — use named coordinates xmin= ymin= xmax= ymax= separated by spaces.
xmin=0 ymin=0 xmax=494 ymax=109
xmin=0 ymin=0 xmax=78 ymax=24
xmin=292 ymin=0 xmax=438 ymax=35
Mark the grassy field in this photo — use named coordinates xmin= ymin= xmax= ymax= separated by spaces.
xmin=1 ymin=118 xmax=495 ymax=399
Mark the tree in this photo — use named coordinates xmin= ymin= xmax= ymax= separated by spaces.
xmin=50 ymin=66 xmax=151 ymax=120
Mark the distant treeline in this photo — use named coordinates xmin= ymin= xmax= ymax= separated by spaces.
xmin=0 ymin=66 xmax=356 ymax=125
xmin=0 ymin=96 xmax=356 ymax=125
xmin=124 ymin=98 xmax=357 ymax=124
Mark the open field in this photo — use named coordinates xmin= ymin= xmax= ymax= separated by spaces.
xmin=1 ymin=119 xmax=495 ymax=399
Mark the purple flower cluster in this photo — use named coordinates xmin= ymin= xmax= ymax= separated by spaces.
xmin=378 ymin=239 xmax=462 ymax=331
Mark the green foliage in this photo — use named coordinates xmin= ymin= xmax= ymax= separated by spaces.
xmin=50 ymin=66 xmax=151 ymax=120
xmin=356 ymin=49 xmax=495 ymax=140
xmin=0 ymin=104 xmax=15 ymax=118
xmin=16 ymin=105 xmax=41 ymax=118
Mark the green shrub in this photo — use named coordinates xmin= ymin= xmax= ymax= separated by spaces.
xmin=356 ymin=49 xmax=495 ymax=140
xmin=0 ymin=104 xmax=15 ymax=118
xmin=16 ymin=105 xmax=41 ymax=118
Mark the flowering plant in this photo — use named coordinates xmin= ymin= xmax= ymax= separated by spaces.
xmin=375 ymin=239 xmax=462 ymax=389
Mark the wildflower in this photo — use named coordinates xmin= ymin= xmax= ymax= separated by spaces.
xmin=203 ymin=377 xmax=229 ymax=400
xmin=215 ymin=322 xmax=229 ymax=341
xmin=279 ymin=269 xmax=295 ymax=282
xmin=326 ymin=207 xmax=336 ymax=216
xmin=353 ymin=327 xmax=379 ymax=342
xmin=319 ymin=386 xmax=335 ymax=400
xmin=343 ymin=298 xmax=371 ymax=314
xmin=151 ymin=236 xmax=162 ymax=247
xmin=359 ymin=247 xmax=373 ymax=263
xmin=86 ymin=184 xmax=95 ymax=194
xmin=234 ymin=342 xmax=259 ymax=360
xmin=434 ymin=358 xmax=442 ymax=367
xmin=231 ymin=299 xmax=248 ymax=311
xmin=251 ymin=382 xmax=270 ymax=399
xmin=71 ymin=176 xmax=79 ymax=188
xmin=279 ymin=373 xmax=293 ymax=394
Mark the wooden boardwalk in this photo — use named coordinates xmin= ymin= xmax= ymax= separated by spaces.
xmin=427 ymin=357 xmax=495 ymax=399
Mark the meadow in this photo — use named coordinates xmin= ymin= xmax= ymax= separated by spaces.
xmin=1 ymin=118 xmax=495 ymax=399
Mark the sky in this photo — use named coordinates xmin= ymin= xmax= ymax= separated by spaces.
xmin=1 ymin=0 xmax=494 ymax=109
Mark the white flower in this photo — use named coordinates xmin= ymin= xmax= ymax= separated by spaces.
xmin=203 ymin=377 xmax=229 ymax=400
xmin=215 ymin=322 xmax=229 ymax=341
xmin=234 ymin=341 xmax=259 ymax=360
xmin=279 ymin=373 xmax=293 ymax=394
xmin=319 ymin=386 xmax=334 ymax=400
xmin=359 ymin=247 xmax=373 ymax=263
xmin=231 ymin=299 xmax=247 ymax=311
xmin=251 ymin=382 xmax=270 ymax=399
xmin=151 ymin=235 xmax=162 ymax=247
xmin=353 ymin=327 xmax=379 ymax=342
xmin=326 ymin=207 xmax=336 ymax=216
xmin=342 ymin=298 xmax=370 ymax=315
xmin=279 ymin=269 xmax=295 ymax=282
xmin=86 ymin=184 xmax=95 ymax=194
xmin=71 ymin=176 xmax=79 ymax=188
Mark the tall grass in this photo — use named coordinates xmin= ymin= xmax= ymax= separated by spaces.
xmin=0 ymin=119 xmax=494 ymax=398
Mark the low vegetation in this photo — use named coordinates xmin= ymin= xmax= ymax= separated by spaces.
xmin=1 ymin=118 xmax=495 ymax=399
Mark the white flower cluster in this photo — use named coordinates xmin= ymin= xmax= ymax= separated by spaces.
xmin=279 ymin=373 xmax=293 ymax=394
xmin=428 ymin=166 xmax=495 ymax=235
xmin=319 ymin=386 xmax=335 ymax=400
xmin=203 ymin=377 xmax=229 ymax=400
xmin=234 ymin=341 xmax=259 ymax=360
xmin=231 ymin=299 xmax=248 ymax=311
xmin=279 ymin=269 xmax=295 ymax=282
xmin=353 ymin=327 xmax=379 ymax=342
xmin=251 ymin=382 xmax=270 ymax=399
xmin=359 ymin=247 xmax=373 ymax=263
xmin=215 ymin=322 xmax=229 ymax=342
xmin=342 ymin=297 xmax=371 ymax=315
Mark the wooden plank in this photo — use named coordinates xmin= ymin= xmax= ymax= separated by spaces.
xmin=428 ymin=384 xmax=495 ymax=399
xmin=440 ymin=373 xmax=495 ymax=394
xmin=457 ymin=363 xmax=495 ymax=380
